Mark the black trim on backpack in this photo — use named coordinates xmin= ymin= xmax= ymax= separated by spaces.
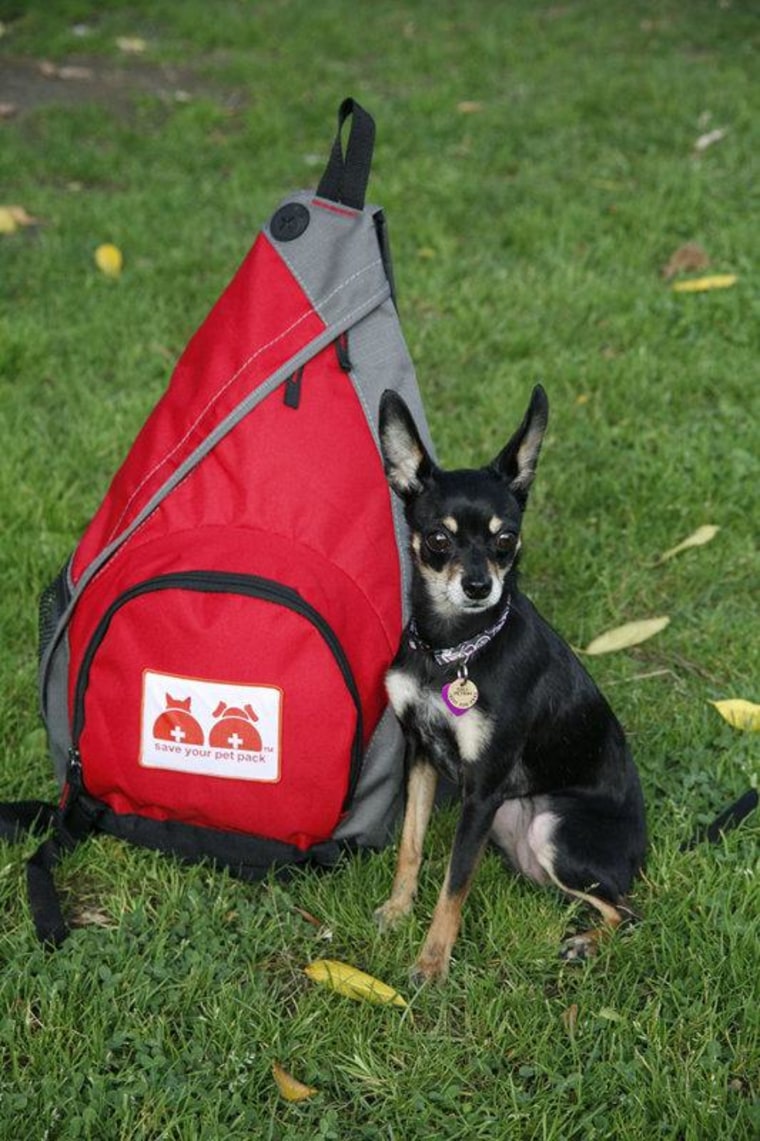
xmin=373 ymin=210 xmax=397 ymax=307
xmin=95 ymin=806 xmax=349 ymax=881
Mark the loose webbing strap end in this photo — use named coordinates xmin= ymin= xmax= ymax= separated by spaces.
xmin=316 ymin=97 xmax=375 ymax=211
xmin=25 ymin=796 xmax=101 ymax=948
xmin=26 ymin=835 xmax=72 ymax=948
xmin=681 ymin=788 xmax=758 ymax=852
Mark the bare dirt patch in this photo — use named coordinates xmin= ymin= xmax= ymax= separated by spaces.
xmin=0 ymin=54 xmax=244 ymax=118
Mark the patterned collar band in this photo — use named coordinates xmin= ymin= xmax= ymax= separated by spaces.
xmin=407 ymin=597 xmax=511 ymax=669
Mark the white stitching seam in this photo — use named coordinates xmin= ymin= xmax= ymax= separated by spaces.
xmin=104 ymin=252 xmax=385 ymax=546
xmin=81 ymin=277 xmax=391 ymax=604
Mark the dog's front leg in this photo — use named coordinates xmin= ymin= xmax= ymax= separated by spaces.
xmin=374 ymin=759 xmax=438 ymax=932
xmin=412 ymin=792 xmax=498 ymax=984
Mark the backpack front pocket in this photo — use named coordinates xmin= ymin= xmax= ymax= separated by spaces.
xmin=73 ymin=572 xmax=362 ymax=849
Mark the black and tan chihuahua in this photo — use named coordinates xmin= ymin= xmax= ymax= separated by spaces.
xmin=375 ymin=385 xmax=647 ymax=983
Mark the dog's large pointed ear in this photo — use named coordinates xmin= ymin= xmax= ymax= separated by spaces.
xmin=492 ymin=385 xmax=549 ymax=506
xmin=379 ymin=390 xmax=434 ymax=498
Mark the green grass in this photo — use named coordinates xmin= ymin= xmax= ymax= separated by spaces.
xmin=1 ymin=1 xmax=758 ymax=1137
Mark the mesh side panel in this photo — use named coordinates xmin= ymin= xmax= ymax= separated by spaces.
xmin=38 ymin=562 xmax=71 ymax=665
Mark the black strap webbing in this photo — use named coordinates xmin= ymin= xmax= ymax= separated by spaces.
xmin=316 ymin=97 xmax=375 ymax=211
xmin=680 ymin=788 xmax=758 ymax=851
xmin=26 ymin=835 xmax=71 ymax=947
xmin=0 ymin=795 xmax=99 ymax=947
xmin=0 ymin=800 xmax=57 ymax=842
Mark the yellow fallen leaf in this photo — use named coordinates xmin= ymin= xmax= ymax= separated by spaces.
xmin=0 ymin=205 xmax=40 ymax=234
xmin=657 ymin=524 xmax=720 ymax=563
xmin=272 ymin=1062 xmax=318 ymax=1102
xmin=116 ymin=36 xmax=148 ymax=54
xmin=671 ymin=274 xmax=737 ymax=293
xmin=95 ymin=243 xmax=123 ymax=277
xmin=709 ymin=699 xmax=760 ymax=732
xmin=583 ymin=616 xmax=670 ymax=655
xmin=304 ymin=959 xmax=407 ymax=1007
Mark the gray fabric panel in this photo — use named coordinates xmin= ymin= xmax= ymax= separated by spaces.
xmin=266 ymin=192 xmax=389 ymax=330
xmin=45 ymin=633 xmax=72 ymax=785
xmin=341 ymin=296 xmax=436 ymax=622
xmin=334 ymin=705 xmax=405 ymax=848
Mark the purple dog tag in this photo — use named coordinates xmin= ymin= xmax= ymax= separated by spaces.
xmin=442 ymin=678 xmax=479 ymax=716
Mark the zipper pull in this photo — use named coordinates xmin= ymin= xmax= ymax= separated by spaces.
xmin=59 ymin=747 xmax=83 ymax=813
xmin=283 ymin=366 xmax=304 ymax=409
xmin=335 ymin=331 xmax=351 ymax=372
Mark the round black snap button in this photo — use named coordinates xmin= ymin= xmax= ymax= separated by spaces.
xmin=270 ymin=203 xmax=310 ymax=242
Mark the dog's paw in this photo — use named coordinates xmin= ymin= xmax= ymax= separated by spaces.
xmin=409 ymin=944 xmax=451 ymax=986
xmin=373 ymin=898 xmax=412 ymax=933
xmin=559 ymin=929 xmax=603 ymax=963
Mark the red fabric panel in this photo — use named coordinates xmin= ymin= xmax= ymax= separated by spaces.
xmin=72 ymin=235 xmax=325 ymax=580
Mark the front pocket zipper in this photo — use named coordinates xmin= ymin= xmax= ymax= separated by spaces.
xmin=71 ymin=571 xmax=364 ymax=807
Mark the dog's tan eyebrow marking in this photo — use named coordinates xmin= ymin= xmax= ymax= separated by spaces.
xmin=488 ymin=516 xmax=503 ymax=534
xmin=442 ymin=516 xmax=458 ymax=533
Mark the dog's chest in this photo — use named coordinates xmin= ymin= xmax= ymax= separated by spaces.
xmin=385 ymin=668 xmax=492 ymax=776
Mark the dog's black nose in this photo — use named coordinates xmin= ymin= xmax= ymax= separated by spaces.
xmin=462 ymin=576 xmax=492 ymax=601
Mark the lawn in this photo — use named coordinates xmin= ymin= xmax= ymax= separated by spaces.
xmin=0 ymin=1 xmax=758 ymax=1138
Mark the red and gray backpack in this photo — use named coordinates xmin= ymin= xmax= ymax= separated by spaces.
xmin=1 ymin=98 xmax=432 ymax=945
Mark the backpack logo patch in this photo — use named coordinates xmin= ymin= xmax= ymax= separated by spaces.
xmin=140 ymin=670 xmax=281 ymax=782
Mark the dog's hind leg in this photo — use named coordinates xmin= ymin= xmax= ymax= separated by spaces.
xmin=527 ymin=812 xmax=632 ymax=961
xmin=375 ymin=760 xmax=438 ymax=932
xmin=545 ymin=869 xmax=629 ymax=961
xmin=412 ymin=792 xmax=500 ymax=984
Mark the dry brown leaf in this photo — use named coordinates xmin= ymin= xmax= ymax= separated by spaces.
xmin=272 ymin=1062 xmax=318 ymax=1102
xmin=58 ymin=65 xmax=94 ymax=81
xmin=661 ymin=242 xmax=710 ymax=281
xmin=583 ymin=616 xmax=670 ymax=656
xmin=70 ymin=905 xmax=115 ymax=929
xmin=38 ymin=60 xmax=93 ymax=80
xmin=693 ymin=127 xmax=727 ymax=153
xmin=0 ymin=102 xmax=18 ymax=120
xmin=293 ymin=906 xmax=323 ymax=928
xmin=562 ymin=1003 xmax=579 ymax=1036
xmin=457 ymin=101 xmax=483 ymax=114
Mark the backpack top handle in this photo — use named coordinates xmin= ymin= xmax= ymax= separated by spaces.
xmin=316 ymin=97 xmax=376 ymax=211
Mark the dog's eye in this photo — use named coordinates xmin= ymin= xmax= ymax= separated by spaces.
xmin=425 ymin=529 xmax=452 ymax=554
xmin=494 ymin=531 xmax=518 ymax=554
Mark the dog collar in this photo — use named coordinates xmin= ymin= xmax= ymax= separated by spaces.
xmin=407 ymin=596 xmax=511 ymax=669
